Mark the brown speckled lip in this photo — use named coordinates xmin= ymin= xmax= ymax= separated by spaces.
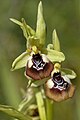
xmin=26 ymin=61 xmax=54 ymax=80
xmin=45 ymin=83 xmax=75 ymax=102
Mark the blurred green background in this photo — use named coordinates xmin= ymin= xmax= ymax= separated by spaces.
xmin=0 ymin=0 xmax=80 ymax=120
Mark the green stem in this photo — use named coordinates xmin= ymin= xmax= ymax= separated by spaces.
xmin=35 ymin=91 xmax=47 ymax=120
xmin=46 ymin=98 xmax=54 ymax=120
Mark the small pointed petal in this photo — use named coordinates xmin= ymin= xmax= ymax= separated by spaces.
xmin=11 ymin=51 xmax=29 ymax=71
xmin=52 ymin=29 xmax=60 ymax=51
xmin=21 ymin=18 xmax=35 ymax=38
xmin=21 ymin=18 xmax=36 ymax=48
xmin=36 ymin=1 xmax=46 ymax=47
xmin=10 ymin=18 xmax=36 ymax=49
xmin=10 ymin=18 xmax=23 ymax=26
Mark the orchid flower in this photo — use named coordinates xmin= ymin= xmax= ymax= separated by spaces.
xmin=10 ymin=1 xmax=76 ymax=101
xmin=45 ymin=63 xmax=76 ymax=102
xmin=10 ymin=2 xmax=65 ymax=80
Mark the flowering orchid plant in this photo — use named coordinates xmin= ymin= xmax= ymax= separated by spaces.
xmin=0 ymin=1 xmax=76 ymax=120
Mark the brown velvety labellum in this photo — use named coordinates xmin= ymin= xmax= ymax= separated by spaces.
xmin=45 ymin=84 xmax=75 ymax=102
xmin=26 ymin=61 xmax=54 ymax=80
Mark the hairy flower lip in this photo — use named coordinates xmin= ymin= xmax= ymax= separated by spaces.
xmin=45 ymin=72 xmax=75 ymax=102
xmin=45 ymin=84 xmax=75 ymax=102
xmin=26 ymin=53 xmax=54 ymax=80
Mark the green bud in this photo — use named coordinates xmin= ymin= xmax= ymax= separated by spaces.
xmin=27 ymin=104 xmax=38 ymax=117
xmin=36 ymin=1 xmax=46 ymax=47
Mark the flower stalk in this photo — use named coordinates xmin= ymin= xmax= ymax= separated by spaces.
xmin=35 ymin=91 xmax=47 ymax=120
xmin=46 ymin=98 xmax=54 ymax=120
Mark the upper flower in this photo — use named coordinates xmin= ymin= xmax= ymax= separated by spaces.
xmin=10 ymin=1 xmax=65 ymax=80
xmin=26 ymin=46 xmax=54 ymax=80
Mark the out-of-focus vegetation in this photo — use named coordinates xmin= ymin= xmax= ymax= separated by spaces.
xmin=0 ymin=0 xmax=80 ymax=120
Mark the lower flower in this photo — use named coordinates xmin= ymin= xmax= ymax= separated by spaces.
xmin=45 ymin=70 xmax=75 ymax=102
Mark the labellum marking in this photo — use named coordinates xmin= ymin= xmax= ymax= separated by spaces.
xmin=32 ymin=53 xmax=46 ymax=71
xmin=51 ymin=72 xmax=70 ymax=91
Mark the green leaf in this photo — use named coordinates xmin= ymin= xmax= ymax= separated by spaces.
xmin=61 ymin=68 xmax=77 ymax=79
xmin=0 ymin=105 xmax=32 ymax=120
xmin=36 ymin=1 xmax=46 ymax=47
xmin=52 ymin=29 xmax=60 ymax=51
xmin=11 ymin=51 xmax=29 ymax=71
xmin=47 ymin=49 xmax=65 ymax=62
